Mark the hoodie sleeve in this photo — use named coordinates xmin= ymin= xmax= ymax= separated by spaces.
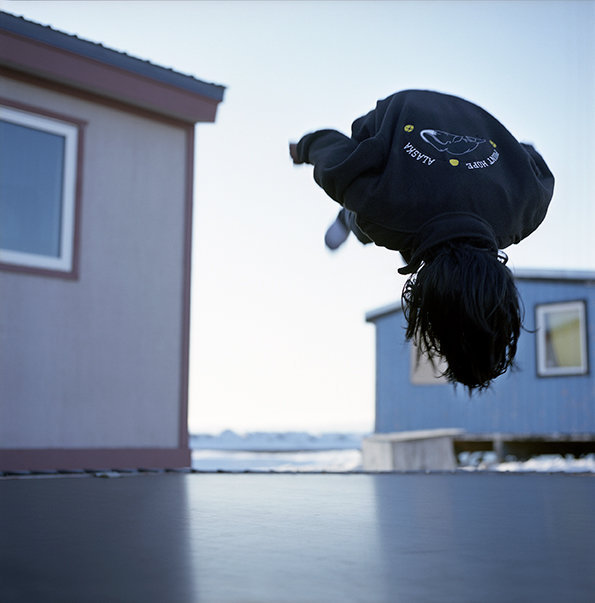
xmin=296 ymin=129 xmax=357 ymax=167
xmin=295 ymin=128 xmax=387 ymax=208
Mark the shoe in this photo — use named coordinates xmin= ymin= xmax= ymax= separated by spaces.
xmin=324 ymin=215 xmax=350 ymax=250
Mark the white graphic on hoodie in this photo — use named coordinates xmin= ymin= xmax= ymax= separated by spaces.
xmin=420 ymin=129 xmax=486 ymax=156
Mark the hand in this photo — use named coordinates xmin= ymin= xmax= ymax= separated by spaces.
xmin=289 ymin=142 xmax=301 ymax=164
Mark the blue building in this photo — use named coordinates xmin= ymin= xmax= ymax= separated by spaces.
xmin=365 ymin=270 xmax=594 ymax=445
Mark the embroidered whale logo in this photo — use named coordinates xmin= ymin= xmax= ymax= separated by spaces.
xmin=420 ymin=129 xmax=486 ymax=156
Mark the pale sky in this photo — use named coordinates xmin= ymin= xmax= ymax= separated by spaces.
xmin=4 ymin=1 xmax=594 ymax=433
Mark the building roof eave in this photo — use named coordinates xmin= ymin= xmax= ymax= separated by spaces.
xmin=0 ymin=11 xmax=225 ymax=123
xmin=365 ymin=268 xmax=595 ymax=323
xmin=512 ymin=268 xmax=595 ymax=283
xmin=365 ymin=301 xmax=403 ymax=323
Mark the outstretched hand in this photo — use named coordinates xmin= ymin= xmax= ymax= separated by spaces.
xmin=289 ymin=142 xmax=301 ymax=165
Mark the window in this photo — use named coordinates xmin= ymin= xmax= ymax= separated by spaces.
xmin=536 ymin=300 xmax=589 ymax=377
xmin=0 ymin=103 xmax=80 ymax=275
xmin=410 ymin=340 xmax=448 ymax=385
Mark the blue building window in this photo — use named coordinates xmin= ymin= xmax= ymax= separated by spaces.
xmin=536 ymin=300 xmax=589 ymax=377
xmin=0 ymin=104 xmax=79 ymax=275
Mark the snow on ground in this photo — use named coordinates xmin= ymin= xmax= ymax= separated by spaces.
xmin=190 ymin=431 xmax=365 ymax=452
xmin=192 ymin=449 xmax=363 ymax=472
xmin=495 ymin=455 xmax=595 ymax=473
xmin=191 ymin=431 xmax=365 ymax=472
xmin=191 ymin=431 xmax=595 ymax=473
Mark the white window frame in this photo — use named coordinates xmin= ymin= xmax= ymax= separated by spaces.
xmin=535 ymin=300 xmax=589 ymax=377
xmin=0 ymin=104 xmax=79 ymax=273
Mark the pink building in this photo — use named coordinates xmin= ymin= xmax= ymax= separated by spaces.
xmin=0 ymin=12 xmax=224 ymax=470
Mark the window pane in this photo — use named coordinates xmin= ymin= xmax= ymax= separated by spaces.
xmin=536 ymin=300 xmax=588 ymax=377
xmin=544 ymin=309 xmax=582 ymax=368
xmin=0 ymin=119 xmax=65 ymax=257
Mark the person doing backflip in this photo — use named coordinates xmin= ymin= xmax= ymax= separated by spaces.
xmin=290 ymin=89 xmax=554 ymax=392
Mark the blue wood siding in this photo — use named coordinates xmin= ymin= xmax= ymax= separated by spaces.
xmin=370 ymin=278 xmax=595 ymax=435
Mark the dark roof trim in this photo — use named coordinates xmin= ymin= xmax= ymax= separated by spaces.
xmin=365 ymin=268 xmax=595 ymax=323
xmin=0 ymin=12 xmax=224 ymax=101
xmin=365 ymin=301 xmax=403 ymax=323
xmin=0 ymin=11 xmax=225 ymax=123
xmin=512 ymin=268 xmax=595 ymax=283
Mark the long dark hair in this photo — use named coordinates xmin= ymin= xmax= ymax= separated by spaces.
xmin=401 ymin=241 xmax=522 ymax=392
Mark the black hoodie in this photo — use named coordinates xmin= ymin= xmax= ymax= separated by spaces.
xmin=295 ymin=90 xmax=554 ymax=273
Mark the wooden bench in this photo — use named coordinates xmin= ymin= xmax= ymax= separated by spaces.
xmin=362 ymin=429 xmax=464 ymax=471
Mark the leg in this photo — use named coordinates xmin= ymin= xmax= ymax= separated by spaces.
xmin=342 ymin=209 xmax=372 ymax=245
xmin=324 ymin=209 xmax=350 ymax=250
xmin=324 ymin=209 xmax=371 ymax=250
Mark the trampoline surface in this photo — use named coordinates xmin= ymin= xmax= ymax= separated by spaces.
xmin=1 ymin=471 xmax=594 ymax=602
